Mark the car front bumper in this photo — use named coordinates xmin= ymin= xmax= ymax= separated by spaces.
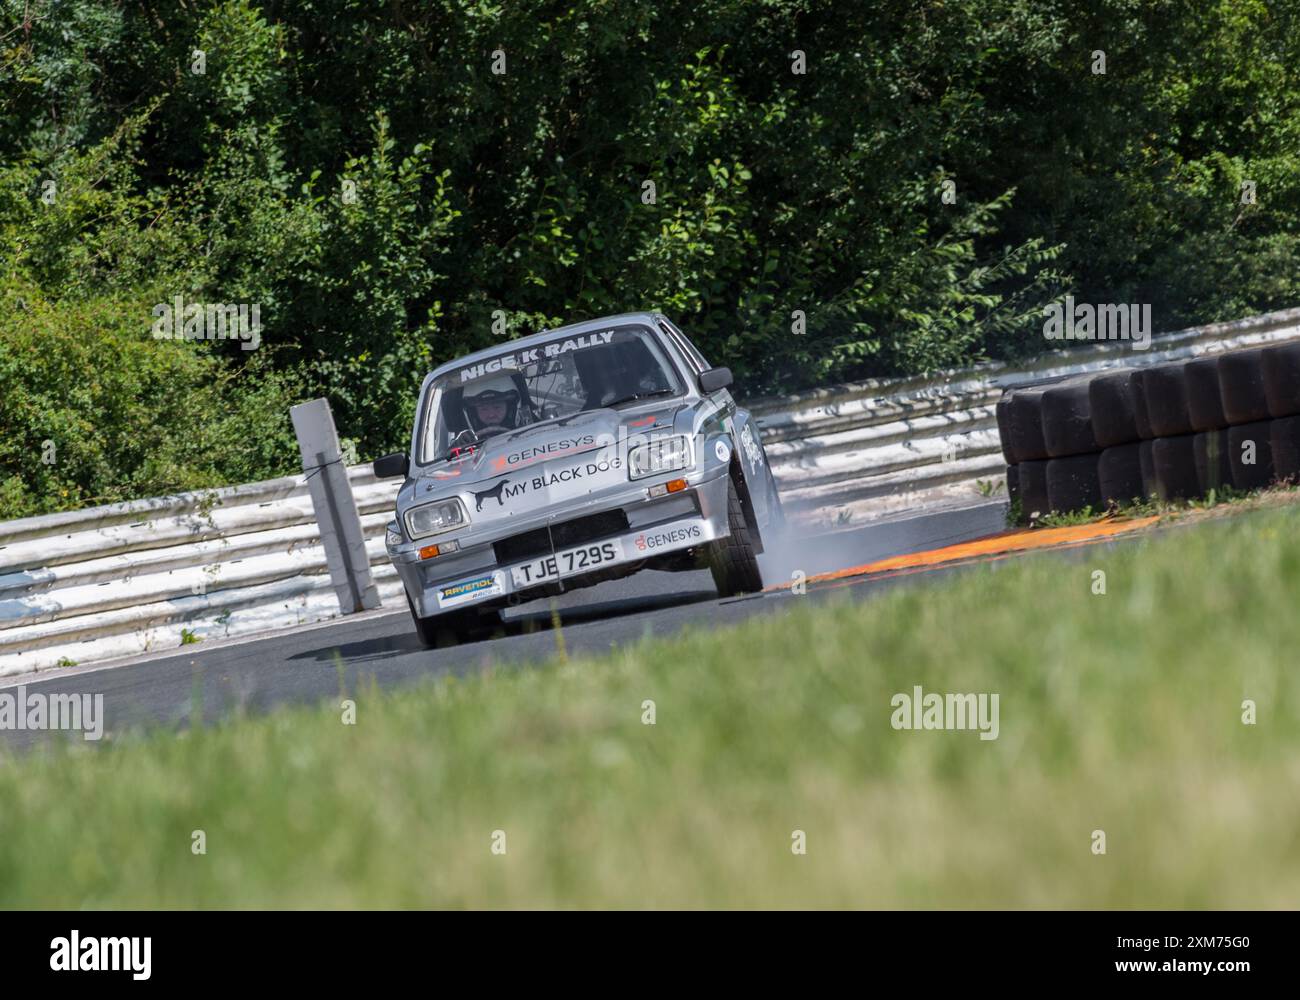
xmin=389 ymin=466 xmax=732 ymax=618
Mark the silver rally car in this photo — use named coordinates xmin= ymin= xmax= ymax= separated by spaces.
xmin=373 ymin=312 xmax=784 ymax=647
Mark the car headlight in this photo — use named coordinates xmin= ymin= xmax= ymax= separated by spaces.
xmin=628 ymin=436 xmax=693 ymax=480
xmin=404 ymin=498 xmax=468 ymax=539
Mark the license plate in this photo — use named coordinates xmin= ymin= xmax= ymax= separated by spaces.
xmin=510 ymin=540 xmax=623 ymax=588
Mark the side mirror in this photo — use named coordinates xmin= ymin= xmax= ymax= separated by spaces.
xmin=698 ymin=366 xmax=733 ymax=394
xmin=373 ymin=452 xmax=410 ymax=479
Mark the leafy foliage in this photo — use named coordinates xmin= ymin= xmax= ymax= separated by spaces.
xmin=1 ymin=0 xmax=1298 ymax=516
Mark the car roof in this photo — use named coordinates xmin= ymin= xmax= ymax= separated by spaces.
xmin=427 ymin=311 xmax=666 ymax=380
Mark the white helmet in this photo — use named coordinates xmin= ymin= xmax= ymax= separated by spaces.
xmin=463 ymin=374 xmax=523 ymax=433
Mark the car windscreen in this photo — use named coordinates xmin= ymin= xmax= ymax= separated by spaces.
xmin=419 ymin=324 xmax=684 ymax=464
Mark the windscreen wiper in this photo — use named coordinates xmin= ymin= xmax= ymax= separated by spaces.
xmin=600 ymin=389 xmax=675 ymax=408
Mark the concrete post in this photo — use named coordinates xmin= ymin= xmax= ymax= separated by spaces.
xmin=290 ymin=399 xmax=380 ymax=613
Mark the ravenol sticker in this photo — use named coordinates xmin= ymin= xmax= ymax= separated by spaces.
xmin=438 ymin=572 xmax=503 ymax=609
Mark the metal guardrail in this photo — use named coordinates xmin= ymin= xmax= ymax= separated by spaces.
xmin=2 ymin=306 xmax=1298 ymax=676
xmin=0 ymin=467 xmax=405 ymax=676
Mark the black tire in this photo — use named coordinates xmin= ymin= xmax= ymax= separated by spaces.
xmin=1151 ymin=435 xmax=1200 ymax=502
xmin=996 ymin=395 xmax=1018 ymax=463
xmin=1262 ymin=342 xmax=1300 ymax=419
xmin=1133 ymin=371 xmax=1154 ymax=440
xmin=1192 ymin=430 xmax=1232 ymax=495
xmin=1140 ymin=363 xmax=1193 ymax=438
xmin=405 ymin=591 xmax=495 ymax=649
xmin=1228 ymin=421 xmax=1274 ymax=492
xmin=1042 ymin=382 xmax=1098 ymax=458
xmin=406 ymin=591 xmax=441 ymax=648
xmin=1004 ymin=389 xmax=1050 ymax=463
xmin=1006 ymin=464 xmax=1021 ymax=507
xmin=707 ymin=476 xmax=764 ymax=597
xmin=1018 ymin=459 xmax=1050 ymax=522
xmin=1138 ymin=440 xmax=1158 ymax=498
xmin=1046 ymin=453 xmax=1102 ymax=513
xmin=1098 ymin=443 xmax=1144 ymax=507
xmin=1089 ymin=370 xmax=1141 ymax=448
xmin=1218 ymin=348 xmax=1271 ymax=425
xmin=1184 ymin=357 xmax=1227 ymax=431
xmin=1270 ymin=415 xmax=1300 ymax=483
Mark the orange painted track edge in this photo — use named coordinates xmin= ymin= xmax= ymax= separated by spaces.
xmin=767 ymin=516 xmax=1160 ymax=593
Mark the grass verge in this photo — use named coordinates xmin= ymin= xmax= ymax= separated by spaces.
xmin=1031 ymin=481 xmax=1300 ymax=529
xmin=2 ymin=505 xmax=1299 ymax=907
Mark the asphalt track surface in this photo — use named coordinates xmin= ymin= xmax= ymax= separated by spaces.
xmin=2 ymin=502 xmax=1021 ymax=751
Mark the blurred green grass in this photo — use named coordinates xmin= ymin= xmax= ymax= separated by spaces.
xmin=2 ymin=506 xmax=1299 ymax=908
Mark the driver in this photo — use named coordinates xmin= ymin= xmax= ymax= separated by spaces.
xmin=461 ymin=375 xmax=530 ymax=439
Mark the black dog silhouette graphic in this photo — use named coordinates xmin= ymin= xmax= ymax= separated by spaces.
xmin=472 ymin=480 xmax=510 ymax=511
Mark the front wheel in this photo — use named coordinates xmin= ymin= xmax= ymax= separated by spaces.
xmin=406 ymin=592 xmax=497 ymax=649
xmin=706 ymin=477 xmax=765 ymax=597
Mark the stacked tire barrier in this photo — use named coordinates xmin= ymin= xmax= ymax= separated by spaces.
xmin=999 ymin=342 xmax=1300 ymax=522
